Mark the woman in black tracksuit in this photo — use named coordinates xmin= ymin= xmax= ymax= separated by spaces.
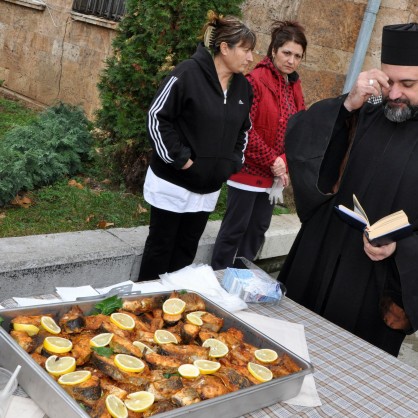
xmin=138 ymin=13 xmax=256 ymax=281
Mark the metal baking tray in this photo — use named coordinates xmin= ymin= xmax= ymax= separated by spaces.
xmin=0 ymin=291 xmax=314 ymax=418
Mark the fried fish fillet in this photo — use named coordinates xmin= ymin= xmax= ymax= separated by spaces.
xmin=59 ymin=306 xmax=86 ymax=334
xmin=10 ymin=330 xmax=37 ymax=353
xmin=122 ymin=296 xmax=164 ymax=314
xmin=91 ymin=352 xmax=149 ymax=387
xmin=144 ymin=351 xmax=183 ymax=372
xmin=61 ymin=374 xmax=102 ymax=408
xmin=158 ymin=344 xmax=209 ymax=363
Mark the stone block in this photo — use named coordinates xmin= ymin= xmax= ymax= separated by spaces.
xmin=0 ymin=216 xmax=301 ymax=302
xmin=298 ymin=0 xmax=364 ymax=52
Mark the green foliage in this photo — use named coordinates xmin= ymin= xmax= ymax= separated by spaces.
xmin=96 ymin=0 xmax=244 ymax=191
xmin=0 ymin=97 xmax=38 ymax=138
xmin=0 ymin=178 xmax=150 ymax=238
xmin=94 ymin=295 xmax=123 ymax=315
xmin=0 ymin=103 xmax=93 ymax=205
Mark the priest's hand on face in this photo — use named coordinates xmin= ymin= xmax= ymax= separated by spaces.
xmin=362 ymin=234 xmax=396 ymax=261
xmin=344 ymin=69 xmax=390 ymax=112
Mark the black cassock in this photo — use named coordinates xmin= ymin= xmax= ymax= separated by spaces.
xmin=279 ymin=95 xmax=418 ymax=356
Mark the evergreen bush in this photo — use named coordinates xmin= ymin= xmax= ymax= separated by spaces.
xmin=96 ymin=0 xmax=244 ymax=192
xmin=0 ymin=103 xmax=93 ymax=206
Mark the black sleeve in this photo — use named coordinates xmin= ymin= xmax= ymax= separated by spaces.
xmin=318 ymin=106 xmax=356 ymax=193
xmin=285 ymin=95 xmax=354 ymax=222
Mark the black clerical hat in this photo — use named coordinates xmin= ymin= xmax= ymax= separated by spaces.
xmin=381 ymin=23 xmax=418 ymax=65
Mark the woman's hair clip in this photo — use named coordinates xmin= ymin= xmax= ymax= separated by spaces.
xmin=204 ymin=25 xmax=215 ymax=49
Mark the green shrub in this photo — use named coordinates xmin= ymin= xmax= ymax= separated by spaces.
xmin=96 ymin=0 xmax=244 ymax=192
xmin=0 ymin=103 xmax=93 ymax=205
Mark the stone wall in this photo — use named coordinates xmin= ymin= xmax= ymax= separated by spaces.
xmin=242 ymin=0 xmax=417 ymax=107
xmin=0 ymin=0 xmax=417 ymax=117
xmin=0 ymin=0 xmax=117 ymax=118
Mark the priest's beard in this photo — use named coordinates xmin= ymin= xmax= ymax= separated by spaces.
xmin=382 ymin=97 xmax=418 ymax=122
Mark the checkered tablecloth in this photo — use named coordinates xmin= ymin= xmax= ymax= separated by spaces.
xmin=246 ymin=297 xmax=418 ymax=417
xmin=2 ymin=291 xmax=418 ymax=417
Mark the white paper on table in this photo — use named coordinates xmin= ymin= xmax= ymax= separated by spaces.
xmin=12 ymin=297 xmax=62 ymax=307
xmin=6 ymin=396 xmax=45 ymax=418
xmin=235 ymin=311 xmax=321 ymax=407
xmin=160 ymin=264 xmax=248 ymax=312
xmin=56 ymin=285 xmax=99 ymax=301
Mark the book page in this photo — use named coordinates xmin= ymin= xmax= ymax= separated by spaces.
xmin=369 ymin=210 xmax=409 ymax=235
xmin=353 ymin=194 xmax=369 ymax=225
xmin=337 ymin=205 xmax=368 ymax=225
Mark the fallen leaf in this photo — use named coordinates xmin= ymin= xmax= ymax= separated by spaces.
xmin=68 ymin=179 xmax=84 ymax=189
xmin=101 ymin=179 xmax=112 ymax=185
xmin=86 ymin=214 xmax=95 ymax=223
xmin=137 ymin=204 xmax=148 ymax=214
xmin=0 ymin=212 xmax=6 ymax=219
xmin=97 ymin=220 xmax=115 ymax=229
xmin=11 ymin=195 xmax=32 ymax=208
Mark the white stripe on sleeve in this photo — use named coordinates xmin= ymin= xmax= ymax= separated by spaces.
xmin=148 ymin=76 xmax=178 ymax=163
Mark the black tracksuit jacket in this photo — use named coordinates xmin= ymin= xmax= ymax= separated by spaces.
xmin=147 ymin=43 xmax=253 ymax=194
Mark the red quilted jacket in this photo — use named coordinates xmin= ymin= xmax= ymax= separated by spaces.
xmin=229 ymin=57 xmax=305 ymax=188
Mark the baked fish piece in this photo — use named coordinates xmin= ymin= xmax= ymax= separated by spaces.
xmin=61 ymin=373 xmax=102 ymax=408
xmin=59 ymin=306 xmax=86 ymax=333
xmin=158 ymin=344 xmax=209 ymax=363
xmin=122 ymin=295 xmax=164 ymax=314
xmin=90 ymin=352 xmax=149 ymax=387
xmin=171 ymin=386 xmax=201 ymax=407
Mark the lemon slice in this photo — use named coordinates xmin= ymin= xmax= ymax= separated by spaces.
xmin=58 ymin=370 xmax=92 ymax=386
xmin=110 ymin=313 xmax=135 ymax=330
xmin=186 ymin=313 xmax=203 ymax=326
xmin=162 ymin=298 xmax=186 ymax=315
xmin=178 ymin=364 xmax=200 ymax=378
xmin=133 ymin=341 xmax=155 ymax=354
xmin=90 ymin=333 xmax=114 ymax=347
xmin=43 ymin=336 xmax=73 ymax=354
xmin=105 ymin=394 xmax=128 ymax=418
xmin=153 ymin=330 xmax=178 ymax=345
xmin=13 ymin=323 xmax=40 ymax=336
xmin=45 ymin=355 xmax=76 ymax=376
xmin=254 ymin=348 xmax=278 ymax=363
xmin=193 ymin=359 xmax=221 ymax=374
xmin=114 ymin=354 xmax=145 ymax=373
xmin=190 ymin=311 xmax=207 ymax=317
xmin=247 ymin=362 xmax=273 ymax=382
xmin=124 ymin=391 xmax=155 ymax=412
xmin=41 ymin=316 xmax=61 ymax=334
xmin=202 ymin=339 xmax=229 ymax=358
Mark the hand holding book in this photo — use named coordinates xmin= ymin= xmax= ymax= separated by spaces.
xmin=334 ymin=194 xmax=413 ymax=246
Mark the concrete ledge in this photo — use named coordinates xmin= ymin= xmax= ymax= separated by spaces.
xmin=0 ymin=214 xmax=301 ymax=301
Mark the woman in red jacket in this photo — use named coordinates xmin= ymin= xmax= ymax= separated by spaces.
xmin=211 ymin=21 xmax=307 ymax=269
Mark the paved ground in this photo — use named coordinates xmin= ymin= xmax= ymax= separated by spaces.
xmin=398 ymin=332 xmax=418 ymax=370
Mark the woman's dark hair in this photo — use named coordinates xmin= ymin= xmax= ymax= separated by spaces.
xmin=202 ymin=11 xmax=256 ymax=55
xmin=267 ymin=21 xmax=307 ymax=60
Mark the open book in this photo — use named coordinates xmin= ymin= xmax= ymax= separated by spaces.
xmin=334 ymin=194 xmax=413 ymax=246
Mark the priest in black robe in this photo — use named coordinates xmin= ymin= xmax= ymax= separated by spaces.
xmin=279 ymin=23 xmax=418 ymax=356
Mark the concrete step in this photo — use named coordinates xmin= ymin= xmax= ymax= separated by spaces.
xmin=0 ymin=214 xmax=301 ymax=301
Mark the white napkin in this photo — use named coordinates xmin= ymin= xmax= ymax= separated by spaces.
xmin=160 ymin=264 xmax=248 ymax=312
xmin=6 ymin=396 xmax=45 ymax=418
xmin=12 ymin=297 xmax=61 ymax=307
xmin=56 ymin=285 xmax=99 ymax=301
xmin=235 ymin=311 xmax=321 ymax=407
